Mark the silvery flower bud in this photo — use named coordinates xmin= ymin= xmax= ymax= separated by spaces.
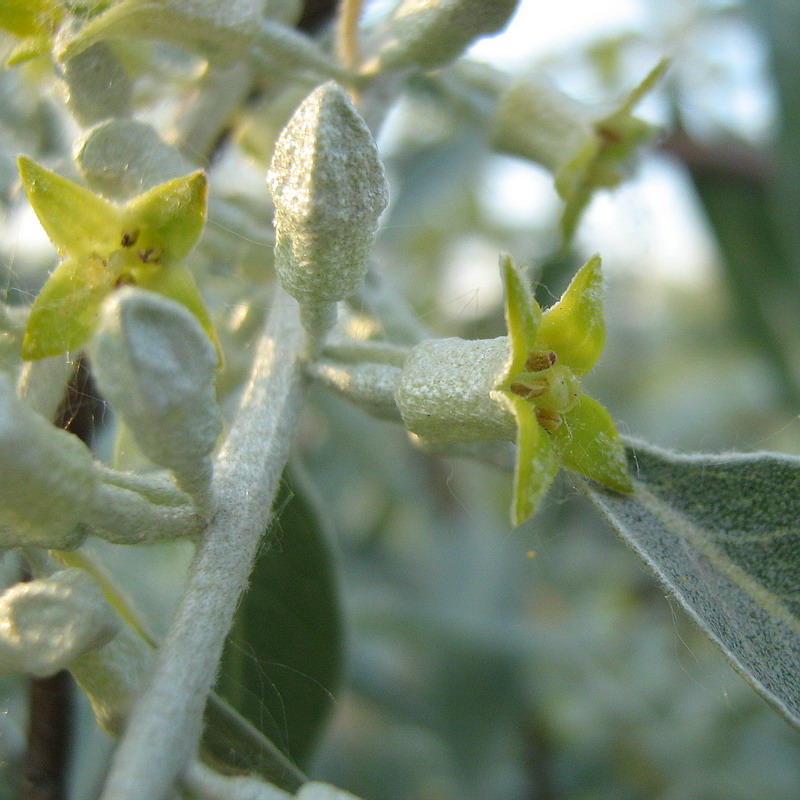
xmin=0 ymin=570 xmax=119 ymax=678
xmin=491 ymin=74 xmax=594 ymax=175
xmin=0 ymin=373 xmax=96 ymax=549
xmin=395 ymin=337 xmax=514 ymax=443
xmin=90 ymin=289 xmax=221 ymax=508
xmin=267 ymin=82 xmax=389 ymax=308
xmin=63 ymin=43 xmax=133 ymax=127
xmin=373 ymin=0 xmax=519 ymax=73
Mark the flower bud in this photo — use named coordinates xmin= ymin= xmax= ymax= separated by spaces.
xmin=491 ymin=75 xmax=594 ymax=176
xmin=491 ymin=61 xmax=666 ymax=241
xmin=372 ymin=0 xmax=520 ymax=72
xmin=70 ymin=625 xmax=152 ymax=735
xmin=267 ymin=82 xmax=389 ymax=307
xmin=63 ymin=42 xmax=133 ymax=127
xmin=0 ymin=373 xmax=95 ymax=549
xmin=0 ymin=570 xmax=119 ymax=678
xmin=394 ymin=337 xmax=514 ymax=443
xmin=90 ymin=288 xmax=221 ymax=507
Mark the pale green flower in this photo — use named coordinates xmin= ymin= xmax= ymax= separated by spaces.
xmin=17 ymin=156 xmax=220 ymax=363
xmin=496 ymin=253 xmax=632 ymax=524
xmin=395 ymin=254 xmax=632 ymax=525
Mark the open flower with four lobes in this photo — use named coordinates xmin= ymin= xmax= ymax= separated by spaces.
xmin=395 ymin=254 xmax=633 ymax=525
xmin=16 ymin=156 xmax=220 ymax=363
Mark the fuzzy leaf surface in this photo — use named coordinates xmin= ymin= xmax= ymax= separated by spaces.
xmin=580 ymin=441 xmax=800 ymax=730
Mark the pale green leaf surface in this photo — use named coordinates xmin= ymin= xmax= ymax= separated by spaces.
xmin=581 ymin=441 xmax=800 ymax=730
xmin=138 ymin=264 xmax=222 ymax=365
xmin=78 ymin=119 xmax=195 ymax=201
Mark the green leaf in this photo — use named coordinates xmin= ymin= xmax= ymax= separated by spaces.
xmin=201 ymin=693 xmax=306 ymax=792
xmin=580 ymin=441 xmax=800 ymax=730
xmin=505 ymin=394 xmax=558 ymax=527
xmin=216 ymin=472 xmax=344 ymax=767
xmin=373 ymin=0 xmax=520 ymax=72
xmin=58 ymin=0 xmax=261 ymax=64
xmin=0 ymin=0 xmax=53 ymax=37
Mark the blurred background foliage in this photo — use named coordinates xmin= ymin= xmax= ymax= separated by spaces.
xmin=2 ymin=0 xmax=800 ymax=798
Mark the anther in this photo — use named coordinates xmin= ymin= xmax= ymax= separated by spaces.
xmin=525 ymin=349 xmax=557 ymax=372
xmin=510 ymin=380 xmax=548 ymax=399
xmin=121 ymin=230 xmax=139 ymax=247
xmin=535 ymin=407 xmax=562 ymax=431
xmin=137 ymin=247 xmax=162 ymax=264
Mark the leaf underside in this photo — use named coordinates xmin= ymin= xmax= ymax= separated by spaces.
xmin=579 ymin=440 xmax=800 ymax=731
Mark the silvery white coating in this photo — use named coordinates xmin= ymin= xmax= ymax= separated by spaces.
xmin=0 ymin=373 xmax=95 ymax=548
xmin=311 ymin=360 xmax=402 ymax=421
xmin=395 ymin=336 xmax=515 ymax=442
xmin=267 ymin=82 xmax=389 ymax=306
xmin=0 ymin=570 xmax=119 ymax=678
xmin=63 ymin=42 xmax=133 ymax=127
xmin=70 ymin=624 xmax=153 ymax=736
xmin=375 ymin=0 xmax=520 ymax=71
xmin=90 ymin=288 xmax=221 ymax=506
xmin=58 ymin=0 xmax=266 ymax=64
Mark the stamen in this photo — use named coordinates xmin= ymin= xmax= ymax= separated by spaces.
xmin=510 ymin=380 xmax=548 ymax=399
xmin=121 ymin=230 xmax=140 ymax=247
xmin=525 ymin=349 xmax=557 ymax=372
xmin=535 ymin=407 xmax=562 ymax=431
xmin=138 ymin=247 xmax=162 ymax=264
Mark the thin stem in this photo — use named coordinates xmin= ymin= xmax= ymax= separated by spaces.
xmin=98 ymin=289 xmax=307 ymax=800
xmin=336 ymin=0 xmax=365 ymax=72
xmin=251 ymin=20 xmax=353 ymax=84
xmin=87 ymin=482 xmax=203 ymax=544
xmin=175 ymin=61 xmax=255 ymax=165
xmin=299 ymin=301 xmax=338 ymax=359
xmin=22 ymin=670 xmax=72 ymax=800
xmin=322 ymin=337 xmax=410 ymax=366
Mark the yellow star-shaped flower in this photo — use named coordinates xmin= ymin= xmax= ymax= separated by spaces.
xmin=495 ymin=253 xmax=632 ymax=525
xmin=17 ymin=156 xmax=220 ymax=364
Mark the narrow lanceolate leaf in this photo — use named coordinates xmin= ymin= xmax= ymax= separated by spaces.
xmin=580 ymin=441 xmax=800 ymax=730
